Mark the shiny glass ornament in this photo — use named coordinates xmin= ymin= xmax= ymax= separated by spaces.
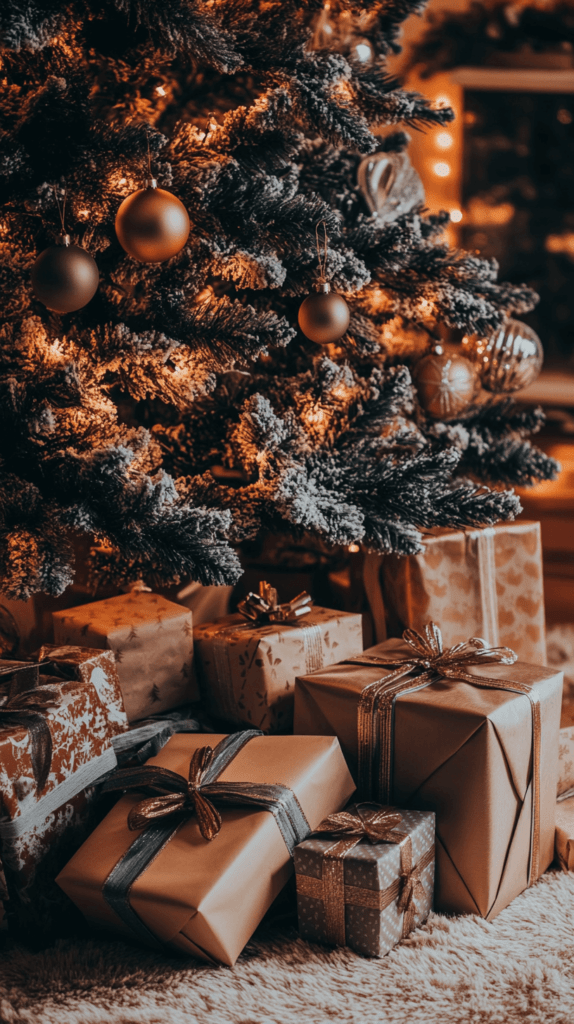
xmin=31 ymin=234 xmax=99 ymax=313
xmin=115 ymin=179 xmax=190 ymax=263
xmin=462 ymin=319 xmax=543 ymax=393
xmin=357 ymin=150 xmax=425 ymax=221
xmin=298 ymin=283 xmax=350 ymax=345
xmin=414 ymin=346 xmax=478 ymax=419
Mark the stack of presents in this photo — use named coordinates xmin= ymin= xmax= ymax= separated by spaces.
xmin=1 ymin=519 xmax=573 ymax=965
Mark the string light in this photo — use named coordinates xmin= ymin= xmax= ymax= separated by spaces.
xmin=155 ymin=85 xmax=167 ymax=96
xmin=78 ymin=209 xmax=90 ymax=218
xmin=348 ymin=543 xmax=360 ymax=553
xmin=435 ymin=132 xmax=453 ymax=150
xmin=432 ymin=162 xmax=450 ymax=178
xmin=119 ymin=177 xmax=127 ymax=185
xmin=450 ymin=209 xmax=463 ymax=223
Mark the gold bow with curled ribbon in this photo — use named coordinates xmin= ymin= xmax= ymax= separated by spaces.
xmin=296 ymin=804 xmax=434 ymax=947
xmin=237 ymin=581 xmax=313 ymax=625
xmin=0 ymin=685 xmax=62 ymax=792
xmin=352 ymin=622 xmax=542 ymax=883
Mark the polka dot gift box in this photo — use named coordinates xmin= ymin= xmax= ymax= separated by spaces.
xmin=294 ymin=804 xmax=435 ymax=957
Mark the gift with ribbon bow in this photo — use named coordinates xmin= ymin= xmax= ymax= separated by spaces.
xmin=57 ymin=730 xmax=355 ymax=964
xmin=0 ymin=646 xmax=127 ymax=942
xmin=295 ymin=803 xmax=435 ymax=957
xmin=294 ymin=623 xmax=563 ymax=920
xmin=194 ymin=587 xmax=363 ymax=733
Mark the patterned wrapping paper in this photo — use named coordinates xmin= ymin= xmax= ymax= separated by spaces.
xmin=294 ymin=638 xmax=563 ymax=920
xmin=555 ymin=794 xmax=574 ymax=871
xmin=295 ymin=808 xmax=435 ymax=957
xmin=379 ymin=522 xmax=547 ymax=665
xmin=194 ymin=607 xmax=363 ymax=733
xmin=558 ymin=700 xmax=574 ymax=798
xmin=53 ymin=591 xmax=197 ymax=722
xmin=0 ymin=646 xmax=127 ymax=941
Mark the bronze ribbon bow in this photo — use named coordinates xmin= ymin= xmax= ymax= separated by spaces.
xmin=352 ymin=622 xmax=542 ymax=883
xmin=296 ymin=805 xmax=434 ymax=946
xmin=0 ymin=685 xmax=61 ymax=792
xmin=237 ymin=580 xmax=313 ymax=625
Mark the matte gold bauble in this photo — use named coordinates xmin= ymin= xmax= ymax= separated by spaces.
xmin=115 ymin=179 xmax=190 ymax=263
xmin=462 ymin=318 xmax=543 ymax=393
xmin=298 ymin=284 xmax=350 ymax=344
xmin=414 ymin=346 xmax=479 ymax=419
xmin=31 ymin=235 xmax=99 ymax=313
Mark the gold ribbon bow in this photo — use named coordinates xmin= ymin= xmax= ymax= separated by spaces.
xmin=124 ymin=745 xmax=224 ymax=841
xmin=237 ymin=580 xmax=313 ymax=625
xmin=353 ymin=622 xmax=542 ymax=883
xmin=296 ymin=804 xmax=434 ymax=947
xmin=0 ymin=685 xmax=62 ymax=792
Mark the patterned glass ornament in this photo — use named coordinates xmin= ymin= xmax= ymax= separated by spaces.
xmin=462 ymin=319 xmax=543 ymax=393
xmin=414 ymin=346 xmax=478 ymax=419
xmin=357 ymin=150 xmax=425 ymax=221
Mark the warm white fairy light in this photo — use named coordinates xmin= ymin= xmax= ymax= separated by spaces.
xmin=436 ymin=132 xmax=453 ymax=150
xmin=450 ymin=209 xmax=463 ymax=223
xmin=156 ymin=85 xmax=167 ymax=96
xmin=433 ymin=162 xmax=450 ymax=178
xmin=348 ymin=543 xmax=360 ymax=553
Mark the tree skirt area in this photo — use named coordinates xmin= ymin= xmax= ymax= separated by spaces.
xmin=1 ymin=869 xmax=573 ymax=1024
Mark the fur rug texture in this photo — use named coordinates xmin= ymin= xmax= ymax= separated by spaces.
xmin=1 ymin=869 xmax=573 ymax=1024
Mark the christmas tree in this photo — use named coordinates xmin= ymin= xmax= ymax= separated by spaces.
xmin=0 ymin=0 xmax=558 ymax=600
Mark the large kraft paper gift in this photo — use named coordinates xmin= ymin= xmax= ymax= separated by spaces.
xmin=194 ymin=592 xmax=363 ymax=733
xmin=555 ymin=794 xmax=574 ymax=871
xmin=57 ymin=730 xmax=356 ymax=964
xmin=0 ymin=646 xmax=127 ymax=940
xmin=295 ymin=804 xmax=435 ymax=957
xmin=558 ymin=700 xmax=574 ymax=799
xmin=53 ymin=591 xmax=197 ymax=722
xmin=379 ymin=521 xmax=546 ymax=664
xmin=294 ymin=625 xmax=562 ymax=920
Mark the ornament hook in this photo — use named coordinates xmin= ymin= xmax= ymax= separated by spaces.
xmin=315 ymin=220 xmax=330 ymax=293
xmin=53 ymin=183 xmax=69 ymax=246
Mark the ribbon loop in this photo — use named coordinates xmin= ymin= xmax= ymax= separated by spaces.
xmin=237 ymin=580 xmax=313 ymax=625
xmin=0 ymin=684 xmax=62 ymax=792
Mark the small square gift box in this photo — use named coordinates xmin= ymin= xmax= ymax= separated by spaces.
xmin=53 ymin=590 xmax=198 ymax=723
xmin=194 ymin=581 xmax=363 ymax=733
xmin=0 ymin=645 xmax=127 ymax=940
xmin=57 ymin=730 xmax=356 ymax=965
xmin=295 ymin=804 xmax=434 ymax=957
xmin=295 ymin=623 xmax=563 ymax=920
xmin=377 ymin=521 xmax=546 ymax=664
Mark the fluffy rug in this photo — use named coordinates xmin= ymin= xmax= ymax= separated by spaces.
xmin=1 ymin=869 xmax=573 ymax=1024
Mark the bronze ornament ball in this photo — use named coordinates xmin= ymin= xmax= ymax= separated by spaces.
xmin=462 ymin=318 xmax=543 ymax=393
xmin=414 ymin=347 xmax=479 ymax=419
xmin=298 ymin=285 xmax=350 ymax=345
xmin=115 ymin=180 xmax=190 ymax=263
xmin=31 ymin=237 xmax=99 ymax=313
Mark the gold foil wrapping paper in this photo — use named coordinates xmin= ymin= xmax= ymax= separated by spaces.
xmin=379 ymin=522 xmax=547 ymax=665
xmin=294 ymin=638 xmax=562 ymax=920
xmin=56 ymin=732 xmax=356 ymax=965
xmin=53 ymin=591 xmax=197 ymax=722
xmin=194 ymin=607 xmax=363 ymax=733
xmin=295 ymin=807 xmax=435 ymax=957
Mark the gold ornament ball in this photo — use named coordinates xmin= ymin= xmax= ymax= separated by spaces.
xmin=115 ymin=181 xmax=190 ymax=263
xmin=31 ymin=238 xmax=99 ymax=313
xmin=414 ymin=348 xmax=479 ymax=419
xmin=462 ymin=318 xmax=543 ymax=393
xmin=298 ymin=287 xmax=350 ymax=344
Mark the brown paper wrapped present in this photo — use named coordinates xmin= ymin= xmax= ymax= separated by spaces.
xmin=0 ymin=646 xmax=127 ymax=940
xmin=53 ymin=591 xmax=197 ymax=722
xmin=294 ymin=625 xmax=562 ymax=920
xmin=57 ymin=730 xmax=355 ymax=964
xmin=194 ymin=596 xmax=363 ymax=733
xmin=295 ymin=804 xmax=434 ymax=957
xmin=558 ymin=700 xmax=574 ymax=799
xmin=555 ymin=794 xmax=574 ymax=871
xmin=378 ymin=521 xmax=546 ymax=664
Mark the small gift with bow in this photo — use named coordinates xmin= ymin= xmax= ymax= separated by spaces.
xmin=53 ymin=590 xmax=198 ymax=723
xmin=295 ymin=623 xmax=563 ymax=920
xmin=194 ymin=582 xmax=363 ymax=734
xmin=0 ymin=646 xmax=127 ymax=942
xmin=295 ymin=803 xmax=435 ymax=957
xmin=57 ymin=730 xmax=355 ymax=964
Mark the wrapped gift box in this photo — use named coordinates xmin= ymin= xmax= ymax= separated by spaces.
xmin=295 ymin=805 xmax=435 ymax=957
xmin=53 ymin=591 xmax=197 ymax=722
xmin=0 ymin=646 xmax=127 ymax=940
xmin=57 ymin=731 xmax=356 ymax=964
xmin=194 ymin=607 xmax=363 ymax=733
xmin=294 ymin=635 xmax=562 ymax=920
xmin=379 ymin=522 xmax=547 ymax=664
xmin=558 ymin=700 xmax=574 ymax=799
xmin=555 ymin=794 xmax=574 ymax=871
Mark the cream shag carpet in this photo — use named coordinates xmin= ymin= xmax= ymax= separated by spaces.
xmin=1 ymin=869 xmax=573 ymax=1024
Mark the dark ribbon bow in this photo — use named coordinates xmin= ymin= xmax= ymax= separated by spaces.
xmin=237 ymin=580 xmax=313 ymax=625
xmin=0 ymin=685 xmax=62 ymax=792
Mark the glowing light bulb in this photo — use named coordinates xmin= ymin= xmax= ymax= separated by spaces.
xmin=433 ymin=162 xmax=451 ymax=178
xmin=450 ymin=209 xmax=463 ymax=223
xmin=348 ymin=543 xmax=360 ymax=553
xmin=119 ymin=177 xmax=126 ymax=185
xmin=436 ymin=131 xmax=453 ymax=150
xmin=156 ymin=85 xmax=166 ymax=96
xmin=78 ymin=209 xmax=90 ymax=218
xmin=435 ymin=95 xmax=452 ymax=109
